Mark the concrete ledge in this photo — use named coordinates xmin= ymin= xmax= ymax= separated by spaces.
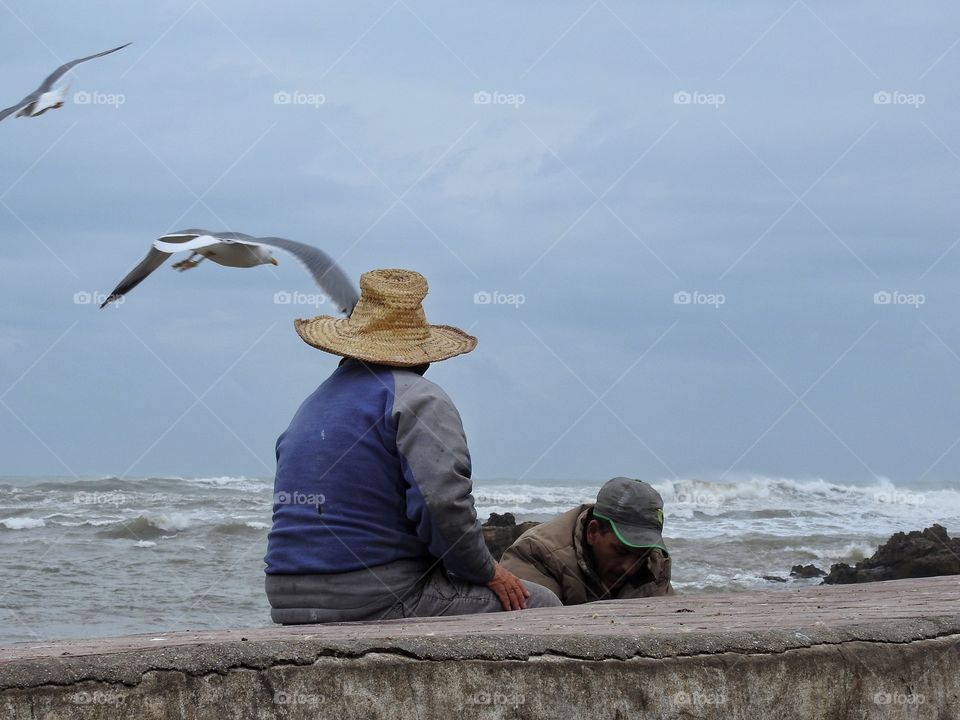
xmin=2 ymin=576 xmax=958 ymax=718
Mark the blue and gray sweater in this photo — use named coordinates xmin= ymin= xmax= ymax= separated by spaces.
xmin=264 ymin=359 xmax=495 ymax=585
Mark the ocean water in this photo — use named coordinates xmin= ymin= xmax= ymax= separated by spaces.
xmin=0 ymin=474 xmax=957 ymax=645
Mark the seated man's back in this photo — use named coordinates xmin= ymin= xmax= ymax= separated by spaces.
xmin=265 ymin=359 xmax=484 ymax=579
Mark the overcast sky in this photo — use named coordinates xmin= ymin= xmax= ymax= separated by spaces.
xmin=1 ymin=1 xmax=959 ymax=487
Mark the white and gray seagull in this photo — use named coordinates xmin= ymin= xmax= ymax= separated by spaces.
xmin=100 ymin=229 xmax=360 ymax=314
xmin=0 ymin=43 xmax=131 ymax=123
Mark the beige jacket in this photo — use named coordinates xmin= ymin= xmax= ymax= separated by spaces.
xmin=501 ymin=504 xmax=673 ymax=605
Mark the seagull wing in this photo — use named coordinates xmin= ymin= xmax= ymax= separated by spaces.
xmin=152 ymin=235 xmax=223 ymax=253
xmin=205 ymin=231 xmax=258 ymax=242
xmin=0 ymin=96 xmax=35 ymax=123
xmin=38 ymin=42 xmax=132 ymax=92
xmin=151 ymin=229 xmax=258 ymax=250
xmin=100 ymin=247 xmax=171 ymax=308
xmin=100 ymin=230 xmax=212 ymax=308
xmin=154 ymin=230 xmax=268 ymax=260
xmin=255 ymin=236 xmax=360 ymax=315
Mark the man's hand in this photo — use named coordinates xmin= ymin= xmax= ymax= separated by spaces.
xmin=487 ymin=562 xmax=531 ymax=611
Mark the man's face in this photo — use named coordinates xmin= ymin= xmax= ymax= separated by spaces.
xmin=585 ymin=519 xmax=651 ymax=590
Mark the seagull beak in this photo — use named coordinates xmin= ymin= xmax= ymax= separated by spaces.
xmin=270 ymin=257 xmax=279 ymax=266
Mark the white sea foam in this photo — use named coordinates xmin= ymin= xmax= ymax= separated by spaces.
xmin=837 ymin=541 xmax=878 ymax=563
xmin=141 ymin=511 xmax=223 ymax=532
xmin=182 ymin=476 xmax=272 ymax=493
xmin=473 ymin=475 xmax=960 ymax=534
xmin=0 ymin=517 xmax=45 ymax=530
xmin=2 ymin=474 xmax=956 ymax=596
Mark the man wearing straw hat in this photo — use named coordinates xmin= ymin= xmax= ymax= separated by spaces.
xmin=264 ymin=268 xmax=562 ymax=623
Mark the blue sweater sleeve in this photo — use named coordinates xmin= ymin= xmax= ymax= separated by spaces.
xmin=391 ymin=372 xmax=496 ymax=585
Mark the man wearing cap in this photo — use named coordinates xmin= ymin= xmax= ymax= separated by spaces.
xmin=264 ymin=268 xmax=562 ymax=623
xmin=500 ymin=477 xmax=674 ymax=604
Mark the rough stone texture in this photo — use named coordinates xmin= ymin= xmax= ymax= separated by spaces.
xmin=2 ymin=576 xmax=959 ymax=719
xmin=824 ymin=524 xmax=960 ymax=584
xmin=791 ymin=564 xmax=827 ymax=578
xmin=481 ymin=513 xmax=539 ymax=560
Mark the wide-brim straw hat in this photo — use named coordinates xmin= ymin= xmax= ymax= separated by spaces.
xmin=294 ymin=268 xmax=477 ymax=367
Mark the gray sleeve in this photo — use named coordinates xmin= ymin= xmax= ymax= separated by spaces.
xmin=392 ymin=372 xmax=496 ymax=585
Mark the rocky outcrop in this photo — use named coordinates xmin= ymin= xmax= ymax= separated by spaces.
xmin=481 ymin=513 xmax=539 ymax=560
xmin=823 ymin=524 xmax=960 ymax=584
xmin=791 ymin=564 xmax=827 ymax=579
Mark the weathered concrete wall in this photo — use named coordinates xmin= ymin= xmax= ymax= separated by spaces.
xmin=2 ymin=576 xmax=958 ymax=719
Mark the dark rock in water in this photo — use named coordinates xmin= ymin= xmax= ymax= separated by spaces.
xmin=823 ymin=563 xmax=860 ymax=584
xmin=790 ymin=564 xmax=827 ymax=579
xmin=760 ymin=575 xmax=787 ymax=583
xmin=486 ymin=512 xmax=517 ymax=528
xmin=482 ymin=514 xmax=540 ymax=560
xmin=823 ymin=524 xmax=960 ymax=584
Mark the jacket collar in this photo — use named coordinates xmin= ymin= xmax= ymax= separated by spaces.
xmin=573 ymin=504 xmax=609 ymax=595
xmin=338 ymin=357 xmax=430 ymax=376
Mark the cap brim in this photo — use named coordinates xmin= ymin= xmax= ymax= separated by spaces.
xmin=595 ymin=511 xmax=668 ymax=555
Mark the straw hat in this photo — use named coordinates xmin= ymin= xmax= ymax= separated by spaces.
xmin=294 ymin=268 xmax=477 ymax=366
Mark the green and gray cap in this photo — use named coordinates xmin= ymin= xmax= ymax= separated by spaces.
xmin=593 ymin=477 xmax=667 ymax=554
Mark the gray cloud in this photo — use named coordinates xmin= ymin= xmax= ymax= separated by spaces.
xmin=1 ymin=1 xmax=960 ymax=486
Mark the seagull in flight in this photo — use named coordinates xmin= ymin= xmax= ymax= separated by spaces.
xmin=100 ymin=229 xmax=360 ymax=314
xmin=0 ymin=43 xmax=131 ymax=123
